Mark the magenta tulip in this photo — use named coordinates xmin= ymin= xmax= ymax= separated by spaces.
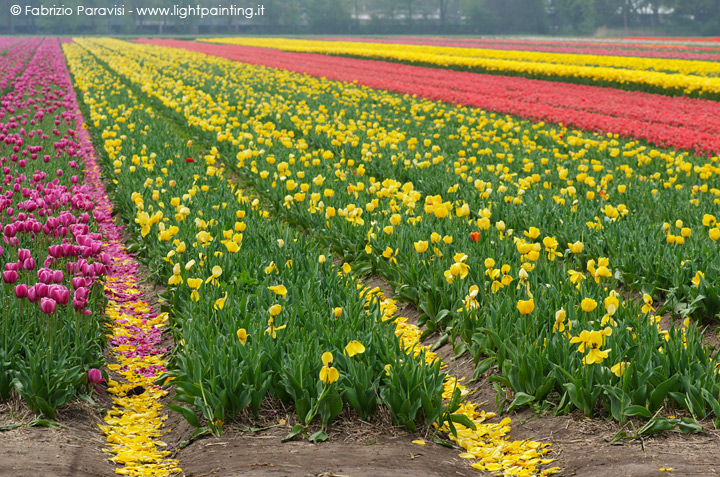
xmin=27 ymin=285 xmax=39 ymax=303
xmin=2 ymin=270 xmax=18 ymax=284
xmin=49 ymin=285 xmax=69 ymax=305
xmin=37 ymin=268 xmax=52 ymax=284
xmin=40 ymin=297 xmax=56 ymax=315
xmin=87 ymin=368 xmax=105 ymax=385
xmin=14 ymin=284 xmax=29 ymax=299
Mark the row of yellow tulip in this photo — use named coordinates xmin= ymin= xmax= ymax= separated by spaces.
xmin=73 ymin=38 xmax=720 ymax=439
xmin=65 ymin=39 xmax=564 ymax=476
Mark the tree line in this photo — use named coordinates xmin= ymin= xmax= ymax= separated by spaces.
xmin=0 ymin=0 xmax=718 ymax=36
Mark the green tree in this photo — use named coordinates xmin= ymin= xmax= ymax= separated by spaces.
xmin=308 ymin=0 xmax=351 ymax=33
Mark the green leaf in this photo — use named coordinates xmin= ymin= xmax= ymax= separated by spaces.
xmin=649 ymin=376 xmax=678 ymax=411
xmin=0 ymin=424 xmax=22 ymax=432
xmin=76 ymin=394 xmax=96 ymax=406
xmin=191 ymin=427 xmax=212 ymax=440
xmin=27 ymin=418 xmax=59 ymax=428
xmin=508 ymin=392 xmax=535 ymax=412
xmin=432 ymin=436 xmax=460 ymax=449
xmin=449 ymin=413 xmax=476 ymax=430
xmin=282 ymin=424 xmax=305 ymax=442
xmin=624 ymin=405 xmax=652 ymax=419
xmin=471 ymin=357 xmax=495 ymax=382
xmin=640 ymin=418 xmax=675 ymax=436
xmin=677 ymin=418 xmax=702 ymax=434
xmin=430 ymin=334 xmax=449 ymax=352
xmin=308 ymin=430 xmax=328 ymax=443
xmin=488 ymin=375 xmax=512 ymax=388
xmin=167 ymin=404 xmax=202 ymax=428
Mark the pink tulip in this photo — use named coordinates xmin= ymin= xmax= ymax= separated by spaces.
xmin=74 ymin=286 xmax=89 ymax=301
xmin=27 ymin=286 xmax=39 ymax=303
xmin=14 ymin=284 xmax=29 ymax=299
xmin=49 ymin=285 xmax=69 ymax=305
xmin=2 ymin=270 xmax=18 ymax=284
xmin=35 ymin=283 xmax=48 ymax=297
xmin=88 ymin=368 xmax=105 ymax=385
xmin=40 ymin=297 xmax=56 ymax=315
xmin=37 ymin=268 xmax=52 ymax=284
xmin=71 ymin=276 xmax=86 ymax=290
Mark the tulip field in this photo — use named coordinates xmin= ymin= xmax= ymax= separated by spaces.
xmin=2 ymin=35 xmax=720 ymax=476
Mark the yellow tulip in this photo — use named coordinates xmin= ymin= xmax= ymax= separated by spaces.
xmin=581 ymin=298 xmax=598 ymax=313
xmin=414 ymin=240 xmax=428 ymax=253
xmin=319 ymin=352 xmax=339 ymax=384
xmin=319 ymin=365 xmax=339 ymax=384
xmin=611 ymin=362 xmax=629 ymax=377
xmin=268 ymin=284 xmax=287 ymax=299
xmin=236 ymin=328 xmax=248 ymax=345
xmin=345 ymin=340 xmax=365 ymax=357
xmin=524 ymin=227 xmax=540 ymax=239
xmin=214 ymin=292 xmax=228 ymax=310
xmin=517 ymin=298 xmax=534 ymax=315
xmin=205 ymin=265 xmax=223 ymax=284
xmin=224 ymin=241 xmax=240 ymax=253
xmin=567 ymin=241 xmax=584 ymax=254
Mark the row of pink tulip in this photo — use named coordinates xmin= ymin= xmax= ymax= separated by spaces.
xmin=0 ymin=38 xmax=42 ymax=93
xmin=0 ymin=38 xmax=108 ymax=415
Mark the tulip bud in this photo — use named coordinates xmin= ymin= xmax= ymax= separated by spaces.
xmin=87 ymin=368 xmax=105 ymax=385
